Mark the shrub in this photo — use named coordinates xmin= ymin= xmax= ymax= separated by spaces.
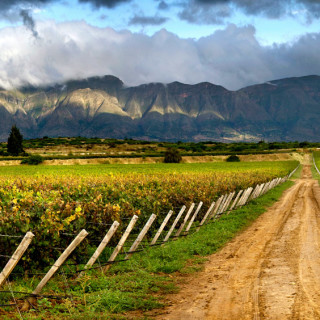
xmin=21 ymin=154 xmax=44 ymax=165
xmin=226 ymin=155 xmax=240 ymax=162
xmin=164 ymin=148 xmax=182 ymax=163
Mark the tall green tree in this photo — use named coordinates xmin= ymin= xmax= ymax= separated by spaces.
xmin=7 ymin=125 xmax=24 ymax=156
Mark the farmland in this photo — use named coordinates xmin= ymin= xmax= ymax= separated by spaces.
xmin=0 ymin=161 xmax=297 ymax=268
xmin=0 ymin=160 xmax=298 ymax=319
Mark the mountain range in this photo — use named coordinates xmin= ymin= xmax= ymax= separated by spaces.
xmin=0 ymin=74 xmax=320 ymax=142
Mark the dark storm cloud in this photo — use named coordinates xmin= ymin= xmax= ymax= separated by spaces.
xmin=178 ymin=1 xmax=232 ymax=24
xmin=0 ymin=0 xmax=132 ymax=12
xmin=157 ymin=1 xmax=169 ymax=10
xmin=179 ymin=0 xmax=320 ymax=24
xmin=129 ymin=14 xmax=169 ymax=26
xmin=0 ymin=0 xmax=55 ymax=12
xmin=78 ymin=0 xmax=132 ymax=8
xmin=20 ymin=9 xmax=39 ymax=38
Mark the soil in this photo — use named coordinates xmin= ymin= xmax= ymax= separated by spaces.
xmin=154 ymin=164 xmax=320 ymax=320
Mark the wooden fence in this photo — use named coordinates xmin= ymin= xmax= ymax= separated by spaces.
xmin=0 ymin=166 xmax=299 ymax=307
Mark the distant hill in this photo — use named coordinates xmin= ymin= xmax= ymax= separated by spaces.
xmin=0 ymin=74 xmax=320 ymax=142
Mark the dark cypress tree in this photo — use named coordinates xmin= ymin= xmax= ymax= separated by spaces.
xmin=7 ymin=125 xmax=24 ymax=156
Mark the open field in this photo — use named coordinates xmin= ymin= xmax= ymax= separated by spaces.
xmin=0 ymin=159 xmax=298 ymax=319
xmin=0 ymin=161 xmax=297 ymax=270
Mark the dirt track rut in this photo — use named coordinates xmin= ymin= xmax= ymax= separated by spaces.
xmin=155 ymin=165 xmax=320 ymax=320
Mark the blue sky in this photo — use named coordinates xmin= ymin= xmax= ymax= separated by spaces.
xmin=0 ymin=0 xmax=319 ymax=89
xmin=13 ymin=0 xmax=320 ymax=44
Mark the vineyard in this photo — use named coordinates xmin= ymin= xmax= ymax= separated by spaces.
xmin=0 ymin=160 xmax=298 ymax=318
xmin=0 ymin=161 xmax=297 ymax=267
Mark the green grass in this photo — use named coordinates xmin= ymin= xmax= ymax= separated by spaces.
xmin=1 ymin=177 xmax=295 ymax=319
xmin=0 ymin=160 xmax=297 ymax=176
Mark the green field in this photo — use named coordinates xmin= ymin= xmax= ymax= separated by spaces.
xmin=0 ymin=160 xmax=298 ymax=176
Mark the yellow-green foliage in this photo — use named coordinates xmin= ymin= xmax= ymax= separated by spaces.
xmin=0 ymin=161 xmax=297 ymax=269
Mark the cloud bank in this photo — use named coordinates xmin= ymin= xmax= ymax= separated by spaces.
xmin=177 ymin=0 xmax=320 ymax=24
xmin=0 ymin=21 xmax=319 ymax=90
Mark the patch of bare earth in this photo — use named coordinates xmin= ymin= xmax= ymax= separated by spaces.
xmin=153 ymin=165 xmax=320 ymax=320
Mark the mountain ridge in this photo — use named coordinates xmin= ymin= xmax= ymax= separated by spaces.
xmin=0 ymin=74 xmax=320 ymax=142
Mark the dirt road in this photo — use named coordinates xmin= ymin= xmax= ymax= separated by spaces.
xmin=156 ymin=165 xmax=320 ymax=320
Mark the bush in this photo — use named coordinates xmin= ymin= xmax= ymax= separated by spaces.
xmin=226 ymin=155 xmax=240 ymax=162
xmin=21 ymin=154 xmax=44 ymax=165
xmin=163 ymin=148 xmax=182 ymax=163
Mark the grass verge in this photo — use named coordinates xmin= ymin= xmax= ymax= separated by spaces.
xmin=1 ymin=179 xmax=295 ymax=320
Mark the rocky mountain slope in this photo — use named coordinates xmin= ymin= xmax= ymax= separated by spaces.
xmin=0 ymin=75 xmax=319 ymax=141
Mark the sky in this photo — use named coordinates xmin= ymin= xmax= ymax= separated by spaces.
xmin=0 ymin=0 xmax=320 ymax=90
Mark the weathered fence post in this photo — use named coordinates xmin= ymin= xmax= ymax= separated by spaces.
xmin=32 ymin=229 xmax=88 ymax=296
xmin=175 ymin=203 xmax=195 ymax=237
xmin=103 ymin=215 xmax=138 ymax=272
xmin=163 ymin=205 xmax=186 ymax=243
xmin=253 ymin=184 xmax=260 ymax=198
xmin=79 ymin=221 xmax=120 ymax=276
xmin=221 ymin=192 xmax=234 ymax=213
xmin=125 ymin=214 xmax=157 ymax=259
xmin=217 ymin=194 xmax=228 ymax=214
xmin=248 ymin=185 xmax=259 ymax=201
xmin=198 ymin=201 xmax=215 ymax=228
xmin=228 ymin=190 xmax=243 ymax=213
xmin=0 ymin=232 xmax=34 ymax=288
xmin=151 ymin=210 xmax=173 ymax=245
xmin=243 ymin=187 xmax=253 ymax=205
xmin=236 ymin=188 xmax=248 ymax=207
xmin=256 ymin=183 xmax=265 ymax=198
xmin=210 ymin=195 xmax=224 ymax=220
xmin=185 ymin=201 xmax=203 ymax=233
xmin=261 ymin=182 xmax=270 ymax=195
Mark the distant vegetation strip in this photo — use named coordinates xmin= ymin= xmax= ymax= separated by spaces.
xmin=0 ymin=161 xmax=298 ymax=269
xmin=0 ymin=149 xmax=298 ymax=162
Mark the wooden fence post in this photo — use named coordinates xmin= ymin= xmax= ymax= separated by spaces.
xmin=221 ymin=192 xmax=234 ymax=213
xmin=228 ymin=190 xmax=243 ymax=213
xmin=79 ymin=221 xmax=120 ymax=276
xmin=198 ymin=201 xmax=215 ymax=227
xmin=163 ymin=205 xmax=186 ymax=243
xmin=243 ymin=187 xmax=253 ymax=205
xmin=125 ymin=214 xmax=157 ymax=259
xmin=103 ymin=215 xmax=138 ymax=272
xmin=217 ymin=194 xmax=228 ymax=214
xmin=256 ymin=183 xmax=265 ymax=198
xmin=0 ymin=232 xmax=34 ymax=288
xmin=185 ymin=201 xmax=203 ymax=233
xmin=237 ymin=188 xmax=249 ymax=207
xmin=32 ymin=229 xmax=88 ymax=296
xmin=175 ymin=203 xmax=195 ymax=237
xmin=210 ymin=196 xmax=224 ymax=220
xmin=261 ymin=182 xmax=270 ymax=195
xmin=248 ymin=185 xmax=259 ymax=201
xmin=150 ymin=210 xmax=173 ymax=245
xmin=254 ymin=184 xmax=263 ymax=199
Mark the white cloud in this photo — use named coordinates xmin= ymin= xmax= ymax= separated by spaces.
xmin=0 ymin=21 xmax=319 ymax=90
